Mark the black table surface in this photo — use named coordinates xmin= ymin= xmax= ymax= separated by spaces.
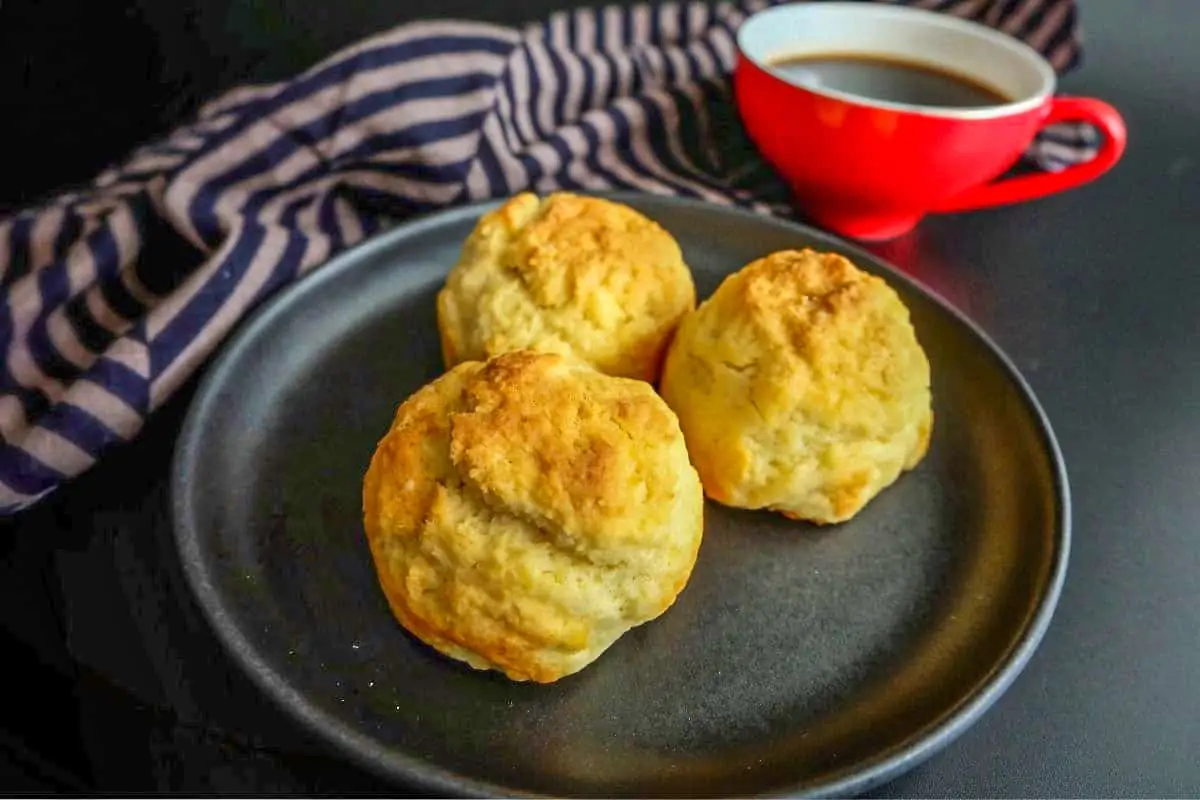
xmin=2 ymin=0 xmax=1198 ymax=794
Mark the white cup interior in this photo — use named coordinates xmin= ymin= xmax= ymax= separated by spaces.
xmin=737 ymin=2 xmax=1055 ymax=118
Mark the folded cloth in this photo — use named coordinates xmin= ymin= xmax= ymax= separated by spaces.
xmin=0 ymin=0 xmax=1090 ymax=514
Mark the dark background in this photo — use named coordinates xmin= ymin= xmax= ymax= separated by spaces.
xmin=2 ymin=0 xmax=1199 ymax=795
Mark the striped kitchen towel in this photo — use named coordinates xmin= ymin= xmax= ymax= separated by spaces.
xmin=0 ymin=0 xmax=1092 ymax=514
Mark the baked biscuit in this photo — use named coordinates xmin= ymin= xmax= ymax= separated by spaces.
xmin=436 ymin=192 xmax=696 ymax=383
xmin=362 ymin=350 xmax=705 ymax=683
xmin=660 ymin=249 xmax=932 ymax=524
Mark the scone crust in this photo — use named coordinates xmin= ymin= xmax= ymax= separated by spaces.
xmin=660 ymin=249 xmax=933 ymax=524
xmin=436 ymin=192 xmax=696 ymax=382
xmin=362 ymin=351 xmax=704 ymax=683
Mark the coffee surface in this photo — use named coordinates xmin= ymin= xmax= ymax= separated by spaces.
xmin=770 ymin=54 xmax=1011 ymax=108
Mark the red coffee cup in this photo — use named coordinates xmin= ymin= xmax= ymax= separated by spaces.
xmin=734 ymin=2 xmax=1127 ymax=241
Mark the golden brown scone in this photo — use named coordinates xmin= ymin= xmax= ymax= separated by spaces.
xmin=659 ymin=249 xmax=933 ymax=524
xmin=436 ymin=192 xmax=696 ymax=383
xmin=362 ymin=350 xmax=705 ymax=683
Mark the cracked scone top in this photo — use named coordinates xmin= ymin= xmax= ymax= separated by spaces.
xmin=660 ymin=249 xmax=933 ymax=524
xmin=436 ymin=192 xmax=696 ymax=382
xmin=362 ymin=351 xmax=705 ymax=683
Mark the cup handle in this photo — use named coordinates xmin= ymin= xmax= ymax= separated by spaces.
xmin=932 ymin=97 xmax=1128 ymax=213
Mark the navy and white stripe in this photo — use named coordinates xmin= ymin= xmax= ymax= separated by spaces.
xmin=0 ymin=0 xmax=1087 ymax=514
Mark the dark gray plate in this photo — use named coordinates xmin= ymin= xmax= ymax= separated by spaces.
xmin=172 ymin=194 xmax=1070 ymax=798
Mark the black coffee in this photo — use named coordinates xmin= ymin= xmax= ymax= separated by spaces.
xmin=769 ymin=54 xmax=1011 ymax=108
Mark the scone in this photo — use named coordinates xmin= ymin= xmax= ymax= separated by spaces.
xmin=660 ymin=249 xmax=932 ymax=524
xmin=436 ymin=192 xmax=696 ymax=383
xmin=361 ymin=350 xmax=705 ymax=683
